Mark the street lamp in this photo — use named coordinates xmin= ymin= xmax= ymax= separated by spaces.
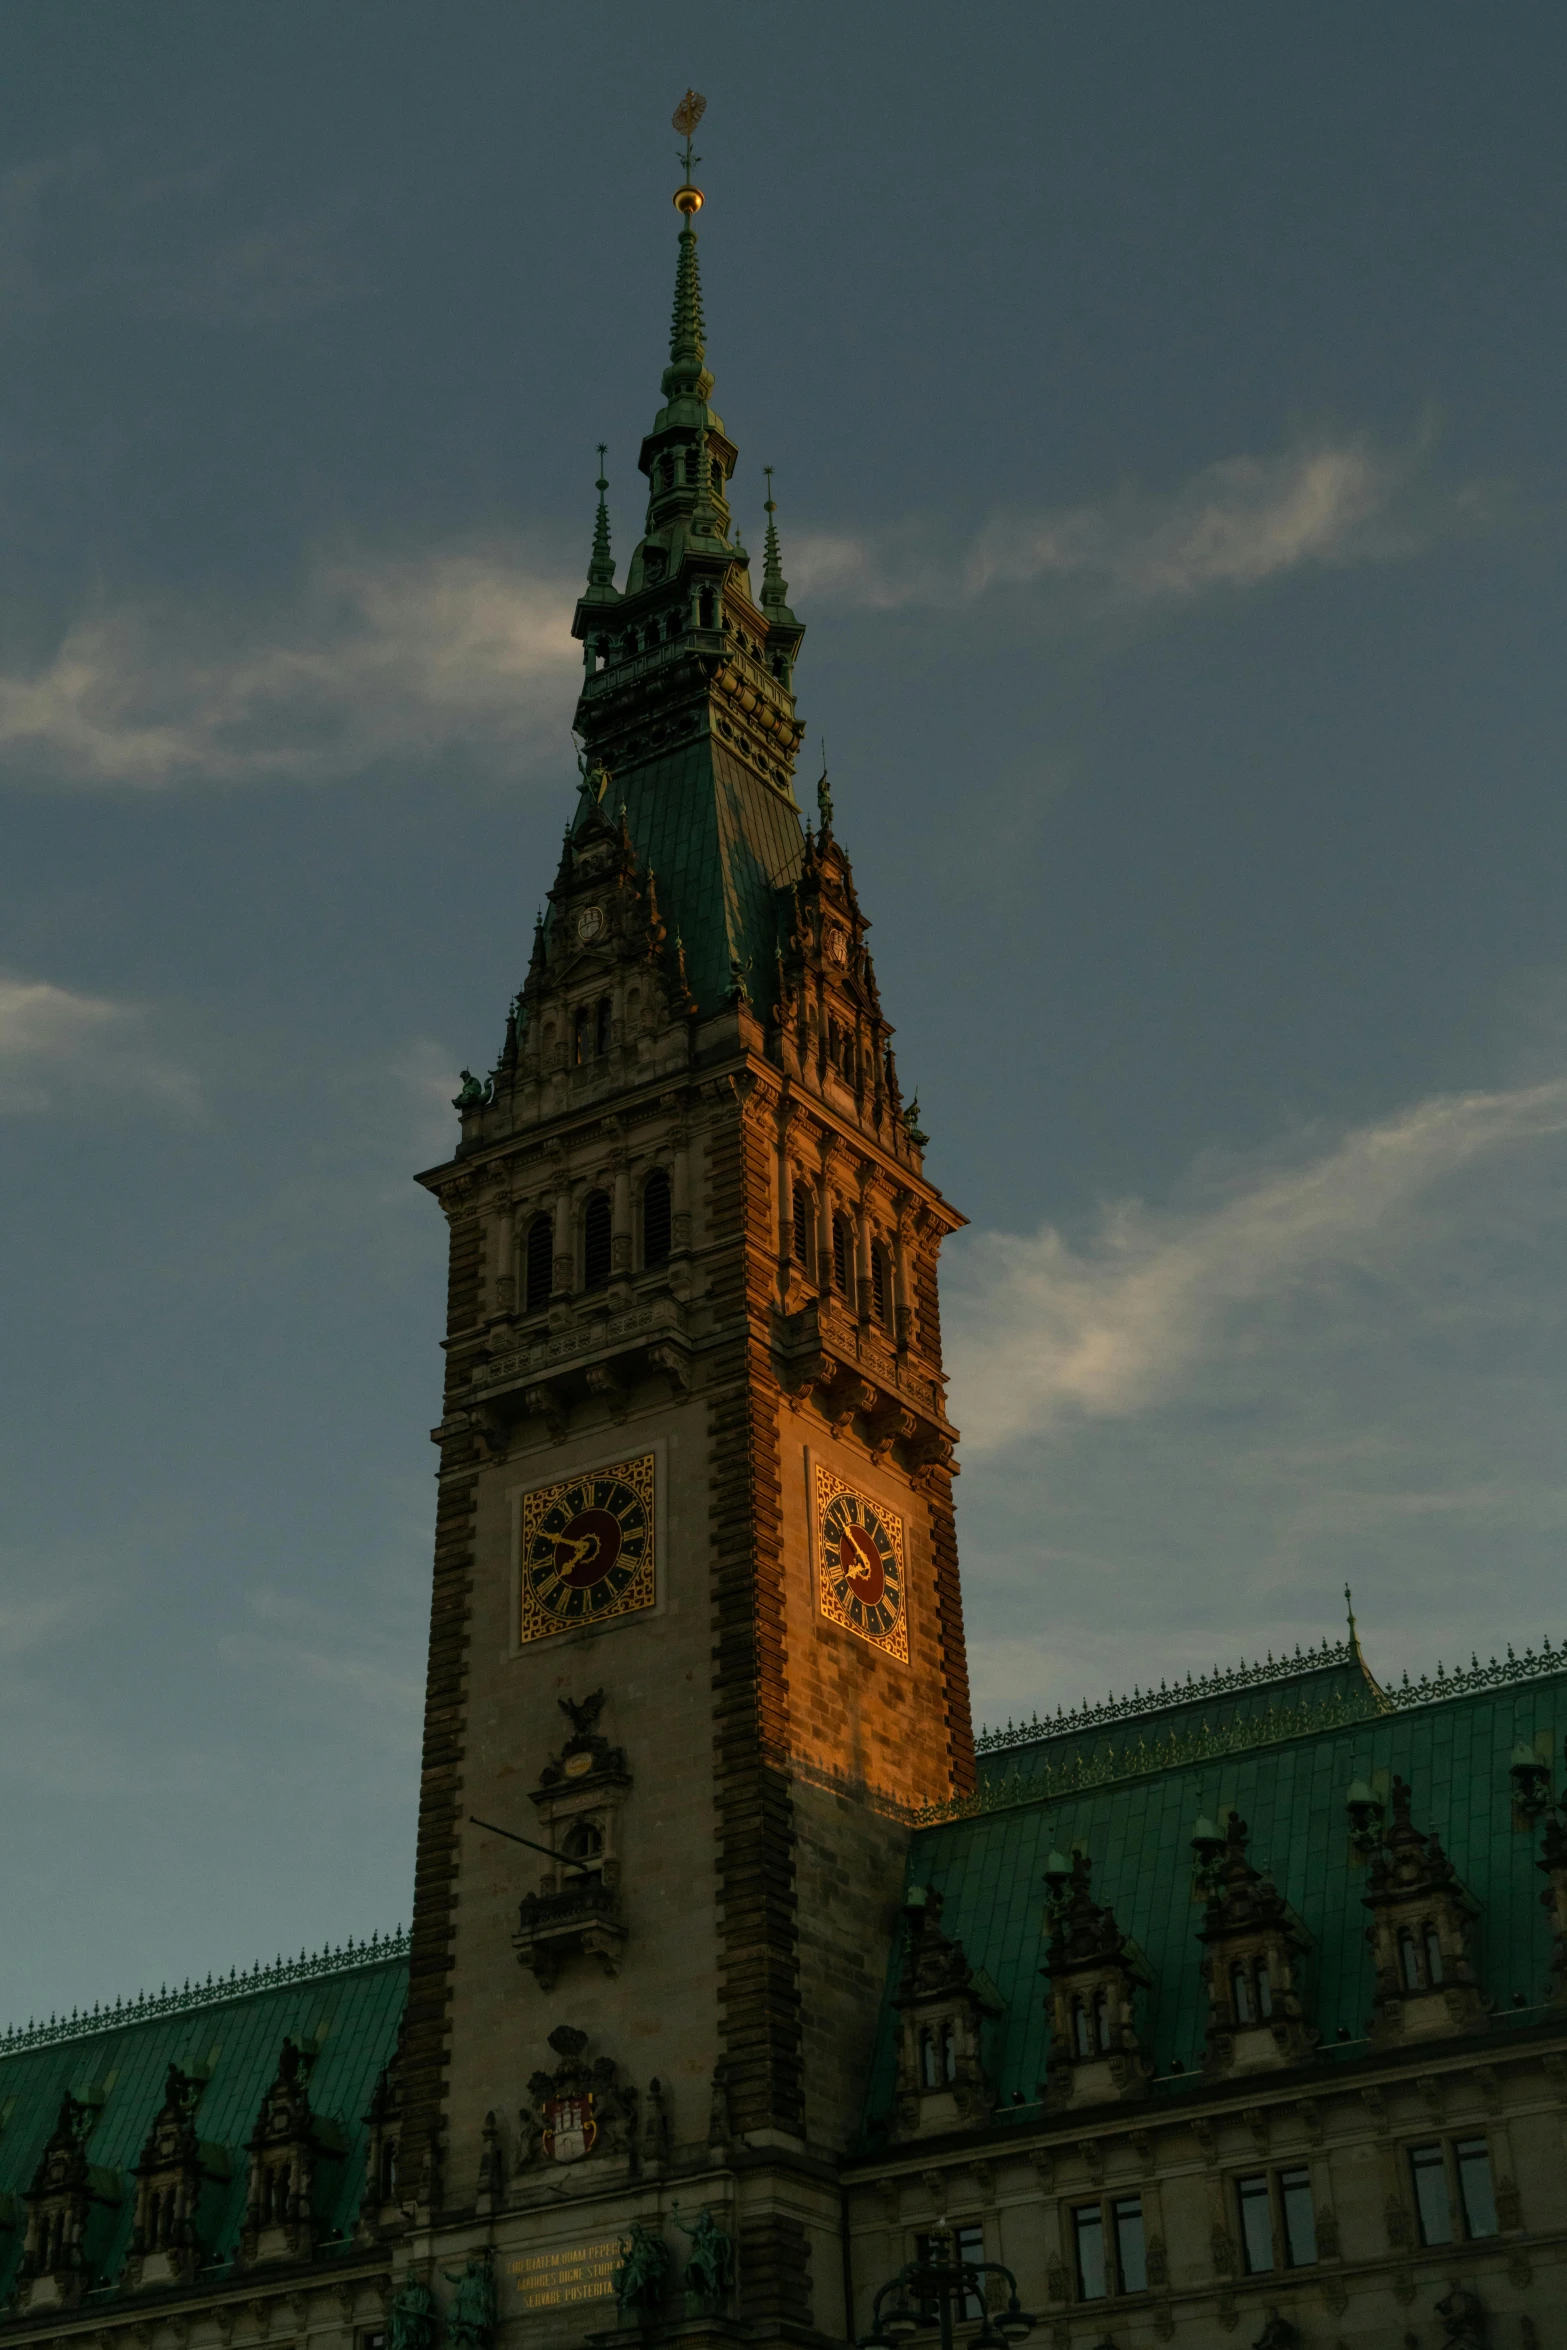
xmin=857 ymin=2224 xmax=1037 ymax=2350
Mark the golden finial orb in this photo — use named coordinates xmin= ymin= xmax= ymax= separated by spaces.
xmin=672 ymin=88 xmax=706 ymax=214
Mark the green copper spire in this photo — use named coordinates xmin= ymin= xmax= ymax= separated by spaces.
xmin=582 ymin=444 xmax=619 ymax=605
xmin=666 ymin=221 xmax=707 ymax=387
xmin=761 ymin=466 xmax=796 ymax=623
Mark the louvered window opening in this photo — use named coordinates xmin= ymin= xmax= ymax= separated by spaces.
xmin=583 ymin=1193 xmax=612 ymax=1291
xmin=642 ymin=1169 xmax=672 ymax=1267
xmin=871 ymin=1243 xmax=889 ymax=1326
xmin=831 ymin=1211 xmax=851 ymax=1296
xmin=791 ymin=1183 xmax=812 ymax=1269
xmin=525 ymin=1214 xmax=553 ymax=1312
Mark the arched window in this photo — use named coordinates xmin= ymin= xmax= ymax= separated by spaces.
xmin=660 ymin=454 xmax=675 ymax=488
xmin=525 ymin=1214 xmax=553 ymax=1313
xmin=1423 ymin=1925 xmax=1445 ymax=1986
xmin=642 ymin=1168 xmax=672 ymax=1267
xmin=1072 ymin=1997 xmax=1092 ymax=2059
xmin=378 ymin=2138 xmax=398 ymax=2200
xmin=583 ymin=1192 xmax=612 ymax=1291
xmin=563 ymin=1819 xmax=604 ymax=1882
xmin=1255 ymin=1960 xmax=1274 ymax=2019
xmin=573 ymin=1006 xmax=590 ymax=1067
xmin=831 ymin=1211 xmax=851 ymax=1296
xmin=684 ymin=446 xmax=698 ymax=482
xmin=1231 ymin=1963 xmax=1254 ymax=2023
xmin=698 ymin=587 xmax=716 ymax=630
xmin=871 ymin=1241 xmax=891 ymax=1327
xmin=791 ymin=1181 xmax=813 ymax=1272
xmin=941 ymin=2021 xmax=958 ymax=2083
xmin=1399 ymin=1928 xmax=1422 ymax=1990
xmin=595 ymin=997 xmax=611 ymax=1056
xmin=919 ymin=2026 xmax=938 ymax=2088
xmin=1095 ymin=1990 xmax=1113 ymax=2052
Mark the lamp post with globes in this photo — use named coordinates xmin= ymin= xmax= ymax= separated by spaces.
xmin=856 ymin=2224 xmax=1037 ymax=2350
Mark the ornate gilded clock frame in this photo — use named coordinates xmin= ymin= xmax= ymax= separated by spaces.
xmin=807 ymin=1452 xmax=911 ymax=1664
xmin=508 ymin=1440 xmax=665 ymax=1654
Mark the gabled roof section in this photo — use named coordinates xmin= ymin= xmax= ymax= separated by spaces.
xmin=0 ymin=1941 xmax=406 ymax=2301
xmin=976 ymin=1634 xmax=1387 ymax=1791
xmin=855 ymin=1646 xmax=1567 ymax=2153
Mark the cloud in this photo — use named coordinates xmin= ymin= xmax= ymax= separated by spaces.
xmin=791 ymin=435 xmax=1472 ymax=612
xmin=949 ymin=1076 xmax=1567 ymax=1450
xmin=0 ymin=975 xmax=197 ymax=1111
xmin=0 ymin=551 xmax=580 ymax=790
xmin=945 ymin=1073 xmax=1567 ymax=1724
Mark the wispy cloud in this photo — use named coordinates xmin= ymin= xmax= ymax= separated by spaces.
xmin=0 ymin=974 xmax=197 ymax=1111
xmin=0 ymin=550 xmax=579 ymax=790
xmin=949 ymin=1077 xmax=1567 ymax=1450
xmin=792 ymin=434 xmax=1479 ymax=612
xmin=946 ymin=1072 xmax=1567 ymax=1723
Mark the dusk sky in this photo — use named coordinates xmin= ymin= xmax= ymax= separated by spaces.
xmin=4 ymin=4 xmax=1567 ymax=2024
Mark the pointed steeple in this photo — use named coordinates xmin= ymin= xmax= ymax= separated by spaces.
xmin=761 ymin=468 xmax=796 ymax=624
xmin=582 ymin=445 xmax=619 ymax=605
xmin=665 ymin=219 xmax=708 ymax=395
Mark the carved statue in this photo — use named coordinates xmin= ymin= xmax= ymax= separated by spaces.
xmin=1436 ymin=2280 xmax=1487 ymax=2349
xmin=672 ymin=2204 xmax=735 ymax=2310
xmin=387 ymin=2272 xmax=439 ymax=2350
xmin=441 ymin=2250 xmax=496 ymax=2350
xmin=613 ymin=2218 xmax=669 ymax=2318
xmin=559 ymin=1690 xmax=606 ymax=1739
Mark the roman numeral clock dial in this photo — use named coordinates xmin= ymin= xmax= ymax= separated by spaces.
xmin=814 ymin=1464 xmax=909 ymax=1662
xmin=519 ymin=1453 xmax=656 ymax=1644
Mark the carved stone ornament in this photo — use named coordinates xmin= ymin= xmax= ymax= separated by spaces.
xmin=1363 ymin=1776 xmax=1489 ymax=2043
xmin=1040 ymin=1848 xmax=1155 ymax=2109
xmin=890 ymin=1883 xmax=1003 ymax=2139
xmin=513 ymin=1692 xmax=632 ymax=1989
xmin=15 ymin=2091 xmax=118 ymax=2311
xmin=236 ymin=2038 xmax=345 ymax=2269
xmin=1197 ymin=1814 xmax=1318 ymax=2075
xmin=520 ymin=2024 xmax=638 ymax=2174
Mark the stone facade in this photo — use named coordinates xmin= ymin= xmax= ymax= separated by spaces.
xmin=3 ymin=144 xmax=1567 ymax=2350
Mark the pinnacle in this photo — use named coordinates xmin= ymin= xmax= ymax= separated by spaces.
xmin=583 ymin=446 xmax=618 ymax=603
xmin=761 ymin=466 xmax=794 ymax=619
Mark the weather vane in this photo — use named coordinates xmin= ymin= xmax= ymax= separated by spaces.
xmin=673 ymin=89 xmax=706 ymax=215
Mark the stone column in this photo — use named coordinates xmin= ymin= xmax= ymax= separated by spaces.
xmin=893 ymin=1211 xmax=915 ymax=1352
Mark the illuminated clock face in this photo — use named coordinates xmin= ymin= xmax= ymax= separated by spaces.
xmin=815 ymin=1466 xmax=908 ymax=1660
xmin=519 ymin=1454 xmax=656 ymax=1644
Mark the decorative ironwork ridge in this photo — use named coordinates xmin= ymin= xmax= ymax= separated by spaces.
xmin=974 ymin=1638 xmax=1358 ymax=1754
xmin=929 ymin=1635 xmax=1567 ymax=1830
xmin=918 ymin=1692 xmax=1377 ymax=1828
xmin=1379 ymin=1636 xmax=1566 ymax=1710
xmin=0 ymin=1928 xmax=410 ymax=2058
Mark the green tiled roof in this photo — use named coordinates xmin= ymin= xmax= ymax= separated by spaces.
xmin=858 ymin=1662 xmax=1567 ymax=2148
xmin=0 ymin=1952 xmax=406 ymax=2299
xmin=613 ymin=740 xmax=803 ymax=1015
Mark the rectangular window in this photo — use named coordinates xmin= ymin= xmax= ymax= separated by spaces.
xmin=1113 ymin=2197 xmax=1147 ymax=2293
xmin=1455 ymin=2139 xmax=1499 ymax=2240
xmin=1073 ymin=2205 xmax=1108 ymax=2301
xmin=1279 ymin=2168 xmax=1317 ymax=2267
xmin=1237 ymin=2173 xmax=1275 ymax=2274
xmin=1411 ymin=2142 xmax=1454 ymax=2246
xmin=914 ymin=2226 xmax=985 ymax=2322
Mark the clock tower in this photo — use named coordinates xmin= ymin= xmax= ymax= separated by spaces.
xmin=401 ymin=139 xmax=973 ymax=2343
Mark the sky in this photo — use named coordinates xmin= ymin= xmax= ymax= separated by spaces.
xmin=3 ymin=1 xmax=1567 ymax=2023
